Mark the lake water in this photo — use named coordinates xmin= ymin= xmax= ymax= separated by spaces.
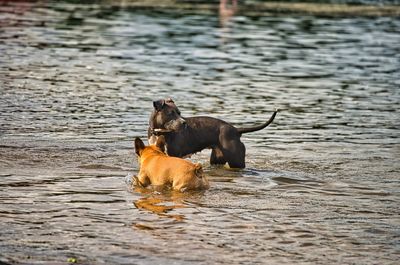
xmin=0 ymin=1 xmax=399 ymax=264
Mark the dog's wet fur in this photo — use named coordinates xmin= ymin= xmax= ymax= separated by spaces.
xmin=134 ymin=136 xmax=209 ymax=191
xmin=148 ymin=98 xmax=277 ymax=168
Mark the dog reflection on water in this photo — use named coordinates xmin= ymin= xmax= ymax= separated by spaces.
xmin=133 ymin=191 xmax=187 ymax=223
xmin=131 ymin=182 xmax=207 ymax=224
xmin=133 ymin=136 xmax=210 ymax=192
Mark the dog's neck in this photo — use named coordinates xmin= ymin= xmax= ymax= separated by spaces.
xmin=140 ymin=147 xmax=166 ymax=161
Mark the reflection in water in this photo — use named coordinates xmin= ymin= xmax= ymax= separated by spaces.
xmin=131 ymin=180 xmax=208 ymax=222
xmin=219 ymin=0 xmax=237 ymax=27
xmin=133 ymin=194 xmax=186 ymax=222
xmin=0 ymin=1 xmax=399 ymax=265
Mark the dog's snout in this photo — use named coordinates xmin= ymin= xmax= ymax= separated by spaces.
xmin=180 ymin=118 xmax=186 ymax=124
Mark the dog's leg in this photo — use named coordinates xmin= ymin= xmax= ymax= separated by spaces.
xmin=137 ymin=171 xmax=151 ymax=187
xmin=221 ymin=140 xmax=246 ymax=169
xmin=219 ymin=127 xmax=246 ymax=168
xmin=172 ymin=179 xmax=187 ymax=192
xmin=210 ymin=147 xmax=227 ymax=165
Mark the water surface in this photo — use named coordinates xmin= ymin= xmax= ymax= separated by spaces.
xmin=0 ymin=1 xmax=399 ymax=264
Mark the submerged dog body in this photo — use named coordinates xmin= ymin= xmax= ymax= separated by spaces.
xmin=134 ymin=136 xmax=209 ymax=191
xmin=148 ymin=98 xmax=277 ymax=169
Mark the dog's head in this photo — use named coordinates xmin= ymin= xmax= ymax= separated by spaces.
xmin=134 ymin=136 xmax=166 ymax=157
xmin=149 ymin=98 xmax=186 ymax=133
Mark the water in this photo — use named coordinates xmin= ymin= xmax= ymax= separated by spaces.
xmin=1 ymin=1 xmax=400 ymax=264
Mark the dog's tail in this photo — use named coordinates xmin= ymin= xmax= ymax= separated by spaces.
xmin=194 ymin=163 xmax=204 ymax=178
xmin=237 ymin=109 xmax=278 ymax=134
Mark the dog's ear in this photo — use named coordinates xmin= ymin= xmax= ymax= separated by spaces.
xmin=153 ymin=99 xmax=165 ymax=111
xmin=134 ymin=137 xmax=145 ymax=156
xmin=155 ymin=135 xmax=166 ymax=153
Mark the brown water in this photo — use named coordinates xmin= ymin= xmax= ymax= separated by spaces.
xmin=1 ymin=1 xmax=400 ymax=264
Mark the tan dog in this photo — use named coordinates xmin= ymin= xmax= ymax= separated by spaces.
xmin=134 ymin=136 xmax=209 ymax=191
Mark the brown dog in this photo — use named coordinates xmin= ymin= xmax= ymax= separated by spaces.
xmin=134 ymin=136 xmax=209 ymax=191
